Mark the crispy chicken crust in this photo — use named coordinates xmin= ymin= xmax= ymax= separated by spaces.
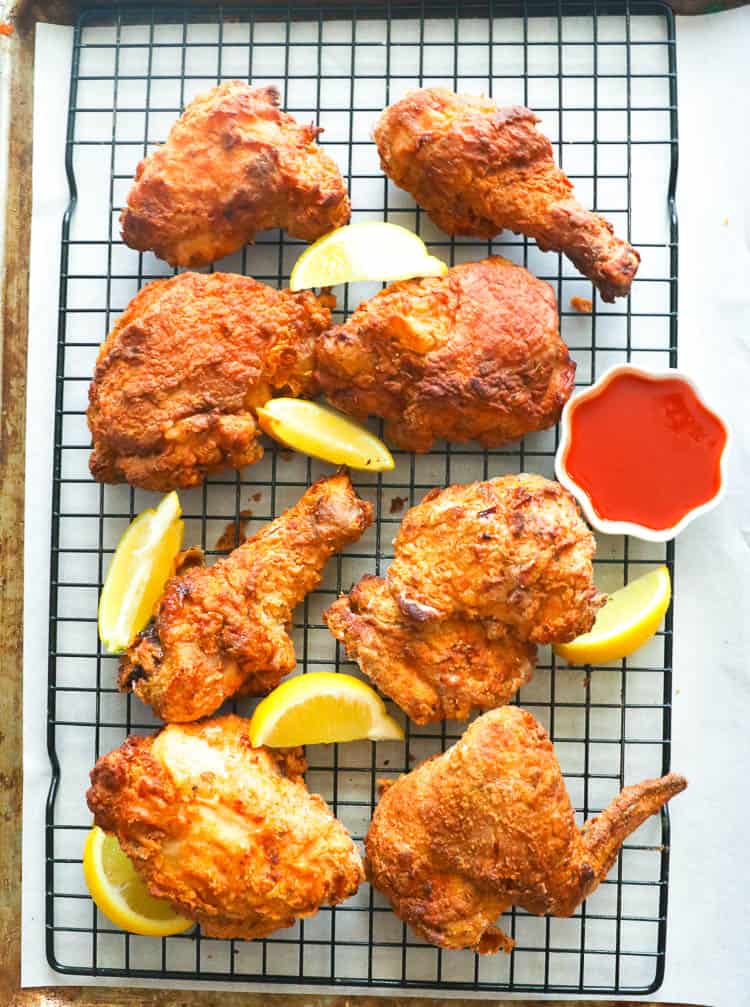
xmin=325 ymin=575 xmax=535 ymax=724
xmin=374 ymin=88 xmax=639 ymax=301
xmin=87 ymin=716 xmax=364 ymax=940
xmin=87 ymin=271 xmax=332 ymax=492
xmin=386 ymin=474 xmax=605 ymax=643
xmin=326 ymin=475 xmax=601 ymax=723
xmin=365 ymin=707 xmax=686 ymax=953
xmin=316 ymin=257 xmax=574 ymax=452
xmin=121 ymin=82 xmax=350 ymax=267
xmin=120 ymin=472 xmax=373 ymax=722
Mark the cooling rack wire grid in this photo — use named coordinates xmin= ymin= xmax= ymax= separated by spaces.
xmin=46 ymin=1 xmax=678 ymax=993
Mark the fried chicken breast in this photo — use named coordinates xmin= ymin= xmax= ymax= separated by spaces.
xmin=121 ymin=82 xmax=350 ymax=267
xmin=325 ymin=475 xmax=601 ymax=723
xmin=120 ymin=472 xmax=372 ymax=722
xmin=387 ymin=474 xmax=605 ymax=643
xmin=87 ymin=271 xmax=332 ymax=492
xmin=325 ymin=575 xmax=535 ymax=724
xmin=315 ymin=257 xmax=574 ymax=452
xmin=88 ymin=716 xmax=364 ymax=940
xmin=374 ymin=88 xmax=639 ymax=301
xmin=365 ymin=707 xmax=686 ymax=953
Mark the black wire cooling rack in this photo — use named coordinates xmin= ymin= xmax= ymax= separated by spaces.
xmin=45 ymin=0 xmax=679 ymax=994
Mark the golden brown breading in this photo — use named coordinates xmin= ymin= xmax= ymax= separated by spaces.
xmin=386 ymin=474 xmax=605 ymax=644
xmin=315 ymin=257 xmax=574 ymax=453
xmin=324 ymin=575 xmax=534 ymax=724
xmin=120 ymin=82 xmax=350 ymax=267
xmin=87 ymin=271 xmax=332 ymax=492
xmin=120 ymin=472 xmax=372 ymax=722
xmin=365 ymin=707 xmax=686 ymax=953
xmin=374 ymin=88 xmax=639 ymax=302
xmin=325 ymin=475 xmax=599 ymax=724
xmin=87 ymin=716 xmax=364 ymax=940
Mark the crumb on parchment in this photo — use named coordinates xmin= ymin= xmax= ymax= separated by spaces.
xmin=215 ymin=509 xmax=254 ymax=552
xmin=570 ymin=296 xmax=593 ymax=314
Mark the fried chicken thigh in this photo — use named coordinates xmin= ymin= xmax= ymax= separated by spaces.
xmin=120 ymin=472 xmax=372 ymax=722
xmin=366 ymin=707 xmax=686 ymax=953
xmin=325 ymin=575 xmax=535 ymax=724
xmin=326 ymin=475 xmax=601 ymax=724
xmin=316 ymin=257 xmax=574 ymax=452
xmin=387 ymin=474 xmax=604 ymax=643
xmin=88 ymin=272 xmax=332 ymax=492
xmin=375 ymin=88 xmax=639 ymax=301
xmin=121 ymin=82 xmax=350 ymax=267
xmin=88 ymin=716 xmax=364 ymax=940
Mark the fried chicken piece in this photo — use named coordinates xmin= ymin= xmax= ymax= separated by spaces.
xmin=386 ymin=474 xmax=605 ymax=644
xmin=87 ymin=272 xmax=332 ymax=492
xmin=120 ymin=82 xmax=350 ymax=267
xmin=325 ymin=475 xmax=598 ymax=722
xmin=316 ymin=257 xmax=574 ymax=453
xmin=87 ymin=716 xmax=364 ymax=940
xmin=120 ymin=472 xmax=372 ymax=722
xmin=325 ymin=576 xmax=534 ymax=724
xmin=375 ymin=88 xmax=639 ymax=302
xmin=366 ymin=706 xmax=686 ymax=953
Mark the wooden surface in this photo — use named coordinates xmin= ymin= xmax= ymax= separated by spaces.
xmin=0 ymin=1 xmax=700 ymax=1005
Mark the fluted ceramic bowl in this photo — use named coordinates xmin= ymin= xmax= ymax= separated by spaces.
xmin=554 ymin=363 xmax=730 ymax=543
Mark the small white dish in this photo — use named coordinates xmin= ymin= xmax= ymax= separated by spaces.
xmin=554 ymin=363 xmax=731 ymax=543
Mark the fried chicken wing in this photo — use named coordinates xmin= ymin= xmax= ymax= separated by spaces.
xmin=87 ymin=716 xmax=364 ymax=940
xmin=325 ymin=575 xmax=534 ymax=724
xmin=120 ymin=82 xmax=350 ymax=267
xmin=120 ymin=472 xmax=372 ymax=722
xmin=374 ymin=88 xmax=639 ymax=301
xmin=365 ymin=706 xmax=686 ymax=953
xmin=387 ymin=474 xmax=605 ymax=643
xmin=87 ymin=271 xmax=332 ymax=492
xmin=315 ymin=257 xmax=574 ymax=452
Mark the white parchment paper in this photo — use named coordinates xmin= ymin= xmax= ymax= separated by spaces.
xmin=21 ymin=13 xmax=750 ymax=1002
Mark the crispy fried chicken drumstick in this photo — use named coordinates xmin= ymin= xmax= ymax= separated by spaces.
xmin=387 ymin=473 xmax=604 ymax=643
xmin=366 ymin=707 xmax=686 ymax=953
xmin=121 ymin=82 xmax=350 ymax=267
xmin=87 ymin=272 xmax=332 ymax=492
xmin=120 ymin=472 xmax=372 ymax=722
xmin=88 ymin=716 xmax=364 ymax=940
xmin=325 ymin=575 xmax=535 ymax=724
xmin=316 ymin=257 xmax=574 ymax=452
xmin=374 ymin=88 xmax=639 ymax=301
xmin=326 ymin=475 xmax=601 ymax=723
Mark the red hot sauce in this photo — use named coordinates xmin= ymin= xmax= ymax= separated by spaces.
xmin=564 ymin=371 xmax=727 ymax=531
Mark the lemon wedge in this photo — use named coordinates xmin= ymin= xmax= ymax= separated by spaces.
xmin=289 ymin=221 xmax=447 ymax=290
xmin=248 ymin=672 xmax=404 ymax=747
xmin=83 ymin=826 xmax=192 ymax=937
xmin=257 ymin=398 xmax=394 ymax=471
xmin=554 ymin=566 xmax=671 ymax=665
xmin=98 ymin=491 xmax=184 ymax=654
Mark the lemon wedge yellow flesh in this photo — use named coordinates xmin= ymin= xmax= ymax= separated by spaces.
xmin=289 ymin=221 xmax=447 ymax=291
xmin=257 ymin=398 xmax=394 ymax=471
xmin=83 ymin=826 xmax=192 ymax=937
xmin=98 ymin=490 xmax=184 ymax=654
xmin=249 ymin=672 xmax=404 ymax=747
xmin=554 ymin=566 xmax=671 ymax=666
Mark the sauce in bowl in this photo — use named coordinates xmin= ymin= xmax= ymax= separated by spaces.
xmin=561 ymin=369 xmax=728 ymax=532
